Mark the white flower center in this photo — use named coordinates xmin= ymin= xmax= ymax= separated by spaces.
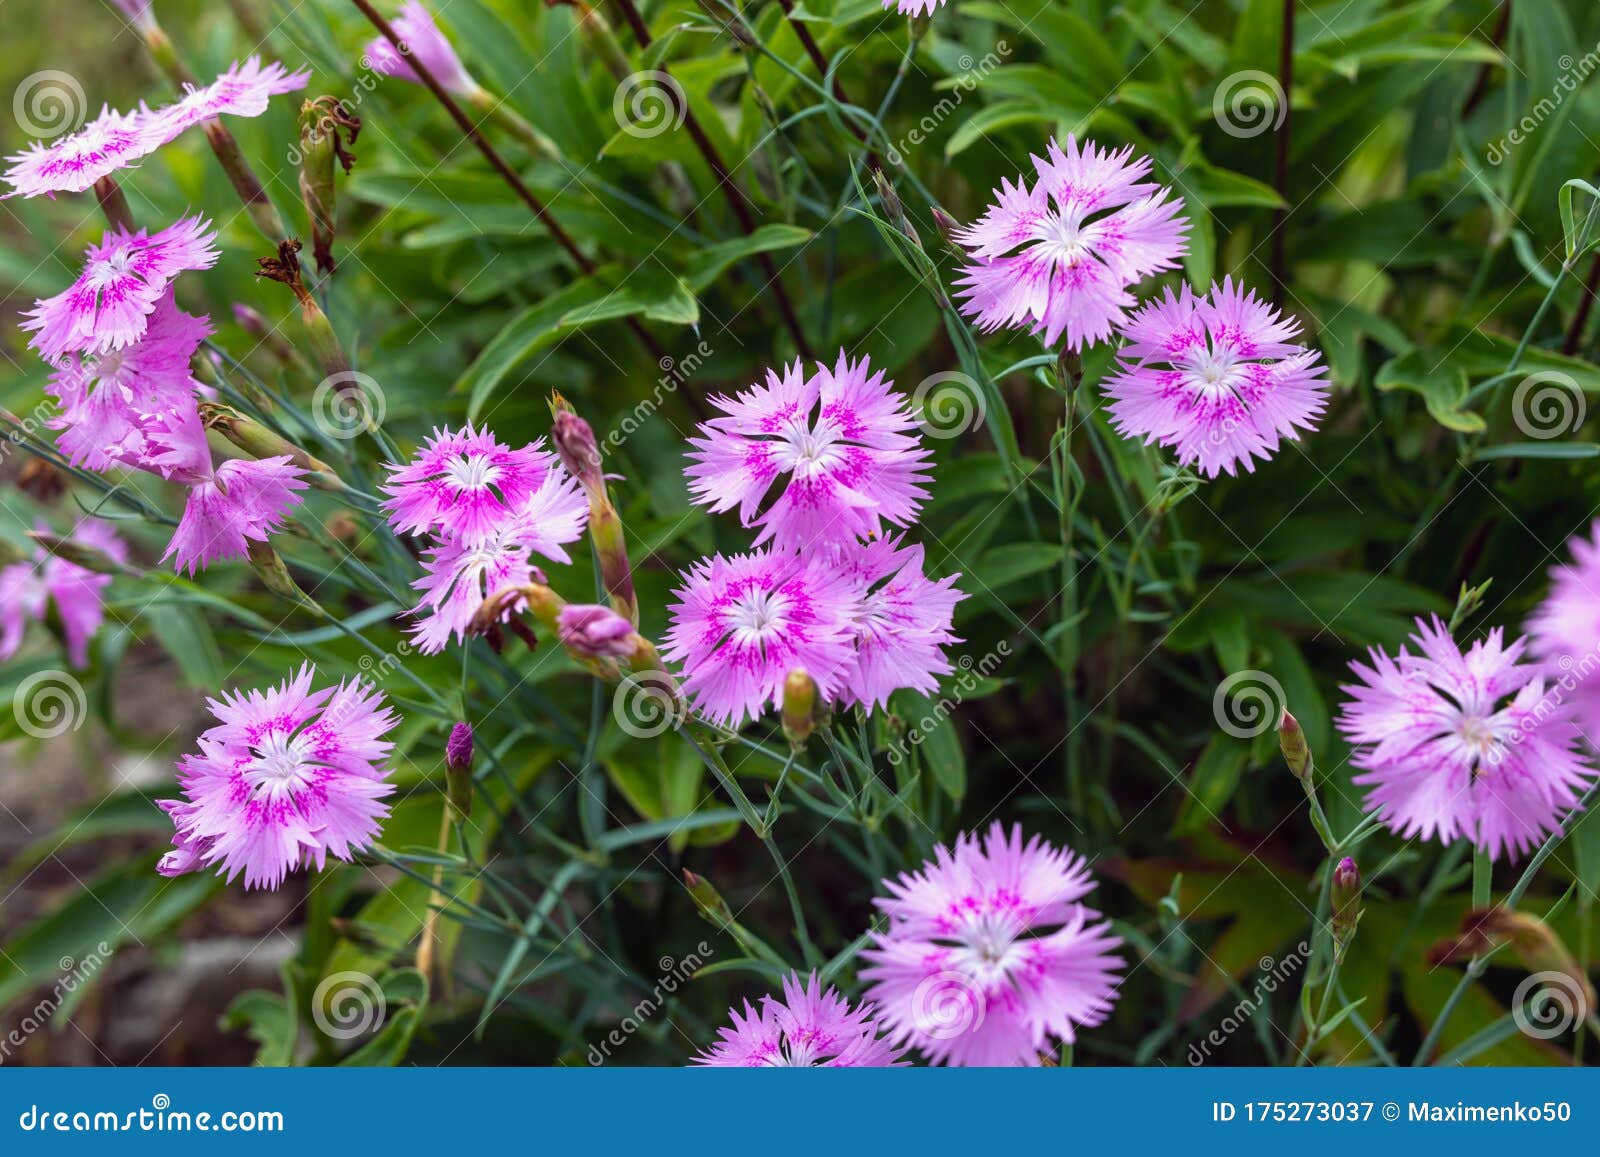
xmin=445 ymin=452 xmax=500 ymax=491
xmin=1037 ymin=212 xmax=1088 ymax=266
xmin=245 ymin=731 xmax=316 ymax=800
xmin=730 ymin=587 xmax=788 ymax=637
xmin=774 ymin=422 xmax=843 ymax=478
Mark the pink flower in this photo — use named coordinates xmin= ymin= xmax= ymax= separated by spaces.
xmin=47 ymin=292 xmax=209 ymax=471
xmin=662 ymin=548 xmax=857 ymax=728
xmin=383 ymin=425 xmax=570 ymax=545
xmin=835 ymin=536 xmax=963 ymax=711
xmin=1103 ymin=278 xmax=1329 ymax=477
xmin=557 ymin=603 xmax=636 ymax=659
xmin=4 ymin=106 xmax=163 ymax=199
xmin=861 ymin=823 xmax=1123 ymax=1066
xmin=150 ymin=57 xmax=311 ymax=144
xmin=953 ymin=136 xmax=1187 ymax=350
xmin=884 ymin=0 xmax=945 ymax=14
xmin=0 ymin=520 xmax=127 ymax=668
xmin=22 ymin=216 xmax=219 ymax=359
xmin=686 ymin=353 xmax=931 ymax=552
xmin=1527 ymin=521 xmax=1600 ymax=734
xmin=1338 ymin=616 xmax=1598 ymax=861
xmin=691 ymin=972 xmax=906 ymax=1067
xmin=158 ymin=664 xmax=398 ymax=890
xmin=364 ymin=1 xmax=481 ymax=98
xmin=146 ymin=406 xmax=308 ymax=575
xmin=405 ymin=475 xmax=587 ymax=654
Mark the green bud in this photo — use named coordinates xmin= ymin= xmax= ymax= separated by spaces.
xmin=781 ymin=669 xmax=818 ymax=750
xmin=1278 ymin=708 xmax=1312 ymax=782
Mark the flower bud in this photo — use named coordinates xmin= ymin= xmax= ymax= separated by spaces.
xmin=28 ymin=530 xmax=140 ymax=577
xmin=781 ymin=669 xmax=818 ymax=750
xmin=297 ymin=97 xmax=360 ymax=275
xmin=548 ymin=394 xmax=637 ymax=625
xmin=246 ymin=539 xmax=323 ymax=613
xmin=930 ymin=206 xmax=962 ymax=251
xmin=556 ymin=603 xmax=636 ymax=660
xmin=445 ymin=721 xmax=473 ymax=821
xmin=683 ymin=869 xmax=733 ymax=926
xmin=256 ymin=240 xmax=350 ymax=379
xmin=549 ymin=401 xmax=604 ymax=494
xmin=1278 ymin=708 xmax=1312 ymax=781
xmin=1331 ymin=856 xmax=1361 ymax=944
xmin=200 ymin=403 xmax=344 ymax=490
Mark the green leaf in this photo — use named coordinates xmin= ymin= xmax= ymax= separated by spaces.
xmin=1559 ymin=179 xmax=1600 ymax=261
xmin=1173 ymin=737 xmax=1250 ymax=836
xmin=220 ymin=991 xmax=297 ymax=1067
xmin=972 ymin=542 xmax=1063 ymax=589
xmin=946 ymin=102 xmax=1057 ymax=158
xmin=684 ymin=225 xmax=813 ymax=291
xmin=1375 ymin=349 xmax=1483 ymax=433
xmin=560 ymin=269 xmax=698 ymax=328
xmin=1472 ymin=442 xmax=1600 ymax=462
